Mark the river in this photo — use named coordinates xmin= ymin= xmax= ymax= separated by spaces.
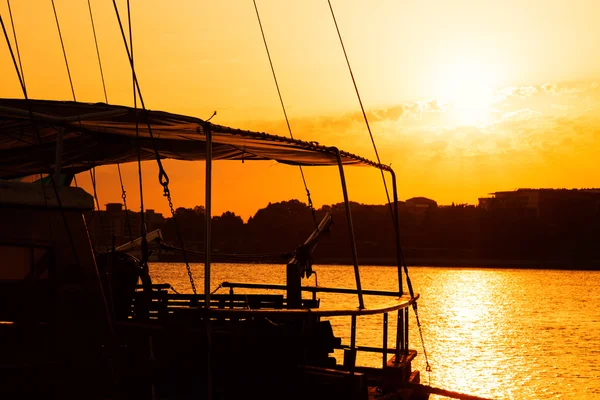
xmin=148 ymin=263 xmax=600 ymax=400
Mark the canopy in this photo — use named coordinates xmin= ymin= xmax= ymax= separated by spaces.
xmin=0 ymin=99 xmax=391 ymax=180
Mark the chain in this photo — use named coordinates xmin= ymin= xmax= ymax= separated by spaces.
xmin=412 ymin=302 xmax=432 ymax=384
xmin=117 ymin=164 xmax=134 ymax=242
xmin=163 ymin=182 xmax=197 ymax=295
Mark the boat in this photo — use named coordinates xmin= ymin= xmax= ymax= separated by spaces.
xmin=0 ymin=2 xmax=499 ymax=398
xmin=0 ymin=98 xmax=427 ymax=400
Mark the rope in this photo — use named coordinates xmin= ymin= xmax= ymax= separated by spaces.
xmin=252 ymin=0 xmax=317 ymax=228
xmin=160 ymin=242 xmax=292 ymax=263
xmin=51 ymin=0 xmax=79 ymax=123
xmin=327 ymin=0 xmax=393 ymax=219
xmin=1 ymin=13 xmax=84 ymax=288
xmin=5 ymin=3 xmax=58 ymax=256
xmin=124 ymin=0 xmax=147 ymax=263
xmin=52 ymin=0 xmax=110 ymax=255
xmin=6 ymin=1 xmax=25 ymax=88
xmin=2 ymin=9 xmax=25 ymax=93
xmin=124 ymin=0 xmax=154 ymax=296
xmin=87 ymin=0 xmax=135 ymax=246
xmin=87 ymin=0 xmax=108 ymax=104
xmin=112 ymin=0 xmax=197 ymax=295
xmin=327 ymin=0 xmax=432 ymax=380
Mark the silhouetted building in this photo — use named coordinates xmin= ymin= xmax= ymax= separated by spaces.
xmin=479 ymin=189 xmax=600 ymax=224
xmin=145 ymin=209 xmax=164 ymax=232
xmin=87 ymin=203 xmax=167 ymax=249
xmin=406 ymin=197 xmax=437 ymax=223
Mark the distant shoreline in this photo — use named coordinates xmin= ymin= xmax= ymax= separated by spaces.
xmin=318 ymin=257 xmax=600 ymax=270
xmin=152 ymin=254 xmax=600 ymax=270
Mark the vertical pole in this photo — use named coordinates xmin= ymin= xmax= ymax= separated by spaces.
xmin=331 ymin=147 xmax=364 ymax=309
xmin=389 ymin=169 xmax=403 ymax=294
xmin=54 ymin=127 xmax=64 ymax=185
xmin=204 ymin=125 xmax=213 ymax=400
xmin=350 ymin=315 xmax=357 ymax=373
xmin=382 ymin=312 xmax=388 ymax=368
xmin=390 ymin=169 xmax=404 ymax=362
xmin=205 ymin=125 xmax=212 ymax=309
xmin=404 ymin=307 xmax=409 ymax=354
xmin=286 ymin=261 xmax=302 ymax=308
xmin=396 ymin=310 xmax=403 ymax=361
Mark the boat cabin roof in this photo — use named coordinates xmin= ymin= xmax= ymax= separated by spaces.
xmin=0 ymin=99 xmax=392 ymax=180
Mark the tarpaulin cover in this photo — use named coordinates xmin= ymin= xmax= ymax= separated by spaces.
xmin=0 ymin=99 xmax=391 ymax=180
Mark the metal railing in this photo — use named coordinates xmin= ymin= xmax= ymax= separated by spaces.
xmin=220 ymin=281 xmax=416 ymax=369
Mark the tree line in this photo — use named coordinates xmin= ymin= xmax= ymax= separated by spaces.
xmin=151 ymin=199 xmax=600 ymax=269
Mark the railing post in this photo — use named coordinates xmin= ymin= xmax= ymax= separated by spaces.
xmin=330 ymin=147 xmax=364 ymax=310
xmin=382 ymin=312 xmax=388 ymax=368
xmin=286 ymin=261 xmax=302 ymax=308
xmin=351 ymin=315 xmax=357 ymax=372
xmin=404 ymin=307 xmax=409 ymax=354
xmin=396 ymin=310 xmax=404 ymax=361
xmin=343 ymin=315 xmax=358 ymax=372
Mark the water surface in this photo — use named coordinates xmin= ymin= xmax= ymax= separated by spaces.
xmin=149 ymin=263 xmax=600 ymax=400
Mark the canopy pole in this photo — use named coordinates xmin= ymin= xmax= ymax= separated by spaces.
xmin=389 ymin=169 xmax=403 ymax=294
xmin=203 ymin=124 xmax=213 ymax=400
xmin=330 ymin=147 xmax=364 ymax=309
xmin=205 ymin=125 xmax=212 ymax=308
xmin=390 ymin=168 xmax=406 ymax=360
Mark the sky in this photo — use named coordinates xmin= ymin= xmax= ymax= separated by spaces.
xmin=2 ymin=0 xmax=600 ymax=219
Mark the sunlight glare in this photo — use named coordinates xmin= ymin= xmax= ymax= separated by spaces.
xmin=437 ymin=58 xmax=500 ymax=126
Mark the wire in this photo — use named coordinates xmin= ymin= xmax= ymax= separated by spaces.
xmin=327 ymin=0 xmax=431 ymax=377
xmin=327 ymin=0 xmax=393 ymax=218
xmin=1 ymin=13 xmax=84 ymax=280
xmin=252 ymin=0 xmax=317 ymax=228
xmin=51 ymin=0 xmax=79 ymax=122
xmin=87 ymin=0 xmax=135 ymax=244
xmin=6 ymin=0 xmax=25 ymax=89
xmin=87 ymin=0 xmax=108 ymax=104
xmin=111 ymin=0 xmax=197 ymax=295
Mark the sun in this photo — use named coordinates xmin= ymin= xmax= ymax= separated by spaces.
xmin=436 ymin=58 xmax=501 ymax=126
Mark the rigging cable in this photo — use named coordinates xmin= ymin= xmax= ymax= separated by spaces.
xmin=125 ymin=0 xmax=154 ymax=299
xmin=327 ymin=0 xmax=393 ymax=216
xmin=1 ymin=14 xmax=89 ymax=310
xmin=252 ymin=0 xmax=318 ymax=229
xmin=327 ymin=0 xmax=431 ymax=379
xmin=126 ymin=0 xmax=148 ymax=267
xmin=87 ymin=0 xmax=108 ymax=104
xmin=87 ymin=0 xmax=134 ymax=243
xmin=51 ymin=0 xmax=109 ymax=250
xmin=5 ymin=1 xmax=56 ymax=245
xmin=112 ymin=0 xmax=197 ymax=295
xmin=6 ymin=1 xmax=24 ymax=85
xmin=51 ymin=0 xmax=79 ymax=121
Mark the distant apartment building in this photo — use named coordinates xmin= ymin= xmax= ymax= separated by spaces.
xmin=87 ymin=203 xmax=165 ymax=248
xmin=478 ymin=189 xmax=600 ymax=223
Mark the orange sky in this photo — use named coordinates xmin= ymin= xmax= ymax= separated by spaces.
xmin=2 ymin=0 xmax=600 ymax=219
